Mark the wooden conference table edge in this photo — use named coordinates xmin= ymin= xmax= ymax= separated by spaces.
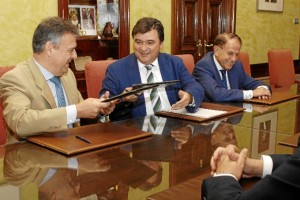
xmin=147 ymin=169 xmax=261 ymax=200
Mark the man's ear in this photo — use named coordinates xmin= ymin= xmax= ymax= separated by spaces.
xmin=44 ymin=41 xmax=54 ymax=56
xmin=213 ymin=45 xmax=219 ymax=56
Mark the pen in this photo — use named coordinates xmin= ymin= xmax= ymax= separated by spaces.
xmin=75 ymin=135 xmax=92 ymax=144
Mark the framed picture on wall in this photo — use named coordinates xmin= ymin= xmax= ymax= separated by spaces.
xmin=69 ymin=5 xmax=97 ymax=35
xmin=251 ymin=110 xmax=278 ymax=159
xmin=257 ymin=0 xmax=284 ymax=12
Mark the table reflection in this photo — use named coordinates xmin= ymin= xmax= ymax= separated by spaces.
xmin=1 ymin=96 xmax=299 ymax=199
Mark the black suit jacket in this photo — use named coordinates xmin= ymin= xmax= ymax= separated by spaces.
xmin=201 ymin=138 xmax=300 ymax=200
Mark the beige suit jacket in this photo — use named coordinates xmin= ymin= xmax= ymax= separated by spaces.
xmin=0 ymin=57 xmax=83 ymax=138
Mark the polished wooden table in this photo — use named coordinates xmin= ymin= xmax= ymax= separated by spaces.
xmin=0 ymin=94 xmax=299 ymax=200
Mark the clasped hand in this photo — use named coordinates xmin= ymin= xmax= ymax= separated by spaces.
xmin=210 ymin=144 xmax=248 ymax=180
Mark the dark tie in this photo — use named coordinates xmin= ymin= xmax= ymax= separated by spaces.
xmin=145 ymin=65 xmax=162 ymax=113
xmin=49 ymin=76 xmax=66 ymax=107
xmin=220 ymin=70 xmax=228 ymax=89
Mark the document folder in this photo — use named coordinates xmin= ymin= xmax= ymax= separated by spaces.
xmin=27 ymin=123 xmax=152 ymax=155
xmin=132 ymin=80 xmax=179 ymax=89
xmin=156 ymin=102 xmax=245 ymax=123
xmin=102 ymin=80 xmax=179 ymax=102
xmin=244 ymin=92 xmax=299 ymax=105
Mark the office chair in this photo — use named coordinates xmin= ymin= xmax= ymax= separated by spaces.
xmin=239 ymin=51 xmax=251 ymax=76
xmin=267 ymin=49 xmax=299 ymax=90
xmin=175 ymin=54 xmax=195 ymax=74
xmin=0 ymin=66 xmax=14 ymax=145
xmin=85 ymin=60 xmax=116 ymax=98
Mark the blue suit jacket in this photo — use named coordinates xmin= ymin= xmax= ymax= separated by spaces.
xmin=193 ymin=52 xmax=269 ymax=102
xmin=100 ymin=53 xmax=204 ymax=121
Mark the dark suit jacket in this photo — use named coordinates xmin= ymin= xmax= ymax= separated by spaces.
xmin=193 ymin=52 xmax=269 ymax=102
xmin=100 ymin=53 xmax=204 ymax=121
xmin=201 ymin=138 xmax=300 ymax=200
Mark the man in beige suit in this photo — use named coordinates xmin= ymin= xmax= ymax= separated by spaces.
xmin=0 ymin=17 xmax=114 ymax=140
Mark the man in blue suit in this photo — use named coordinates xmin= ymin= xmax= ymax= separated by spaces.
xmin=193 ymin=33 xmax=271 ymax=102
xmin=100 ymin=17 xmax=204 ymax=121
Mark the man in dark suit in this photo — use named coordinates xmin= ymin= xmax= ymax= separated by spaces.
xmin=201 ymin=141 xmax=300 ymax=200
xmin=193 ymin=33 xmax=271 ymax=102
xmin=100 ymin=17 xmax=204 ymax=121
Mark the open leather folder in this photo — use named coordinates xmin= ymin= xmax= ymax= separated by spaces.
xmin=156 ymin=102 xmax=245 ymax=123
xmin=27 ymin=123 xmax=152 ymax=155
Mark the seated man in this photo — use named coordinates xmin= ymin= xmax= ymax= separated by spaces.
xmin=193 ymin=33 xmax=271 ymax=102
xmin=100 ymin=17 xmax=204 ymax=121
xmin=0 ymin=17 xmax=114 ymax=141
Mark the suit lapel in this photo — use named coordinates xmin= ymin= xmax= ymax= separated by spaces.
xmin=157 ymin=53 xmax=170 ymax=81
xmin=128 ymin=54 xmax=142 ymax=84
xmin=28 ymin=58 xmax=57 ymax=108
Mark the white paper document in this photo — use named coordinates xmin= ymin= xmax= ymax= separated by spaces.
xmin=161 ymin=108 xmax=228 ymax=119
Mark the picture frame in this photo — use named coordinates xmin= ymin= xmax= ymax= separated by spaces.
xmin=257 ymin=0 xmax=284 ymax=12
xmin=68 ymin=5 xmax=97 ymax=35
xmin=251 ymin=110 xmax=278 ymax=158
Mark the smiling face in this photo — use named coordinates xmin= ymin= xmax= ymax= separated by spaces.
xmin=133 ymin=29 xmax=163 ymax=65
xmin=214 ymin=38 xmax=241 ymax=71
xmin=48 ymin=33 xmax=77 ymax=76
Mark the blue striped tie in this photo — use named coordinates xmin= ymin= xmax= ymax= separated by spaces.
xmin=50 ymin=76 xmax=66 ymax=107
xmin=220 ymin=70 xmax=228 ymax=89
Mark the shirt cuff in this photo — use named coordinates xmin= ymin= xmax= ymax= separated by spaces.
xmin=261 ymin=155 xmax=273 ymax=178
xmin=213 ymin=172 xmax=238 ymax=181
xmin=243 ymin=90 xmax=253 ymax=99
xmin=66 ymin=104 xmax=78 ymax=125
xmin=187 ymin=97 xmax=196 ymax=107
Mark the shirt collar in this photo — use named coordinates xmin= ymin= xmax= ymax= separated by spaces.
xmin=138 ymin=58 xmax=159 ymax=70
xmin=33 ymin=58 xmax=55 ymax=81
xmin=213 ymin=54 xmax=224 ymax=71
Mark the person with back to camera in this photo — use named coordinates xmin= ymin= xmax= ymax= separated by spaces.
xmin=193 ymin=33 xmax=271 ymax=102
xmin=201 ymin=139 xmax=300 ymax=200
xmin=0 ymin=17 xmax=115 ymax=141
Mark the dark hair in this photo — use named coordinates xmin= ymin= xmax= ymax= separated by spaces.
xmin=214 ymin=33 xmax=242 ymax=47
xmin=32 ymin=17 xmax=78 ymax=53
xmin=131 ymin=17 xmax=164 ymax=42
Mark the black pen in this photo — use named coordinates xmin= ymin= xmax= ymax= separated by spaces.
xmin=75 ymin=135 xmax=92 ymax=144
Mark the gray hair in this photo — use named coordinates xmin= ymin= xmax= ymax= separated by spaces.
xmin=32 ymin=17 xmax=78 ymax=53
